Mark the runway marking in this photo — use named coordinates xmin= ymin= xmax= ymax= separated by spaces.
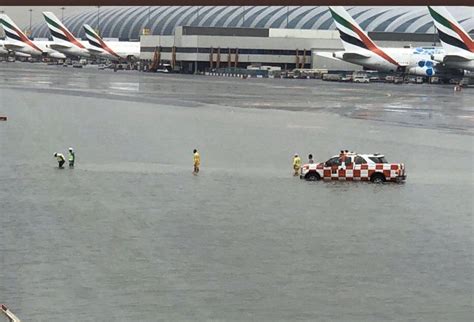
xmin=287 ymin=124 xmax=325 ymax=129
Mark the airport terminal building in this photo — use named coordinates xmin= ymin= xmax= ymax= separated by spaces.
xmin=139 ymin=26 xmax=448 ymax=72
xmin=27 ymin=6 xmax=474 ymax=71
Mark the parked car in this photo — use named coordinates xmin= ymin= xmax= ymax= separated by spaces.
xmin=353 ymin=75 xmax=370 ymax=83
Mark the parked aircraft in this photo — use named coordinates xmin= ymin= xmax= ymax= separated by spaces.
xmin=42 ymin=11 xmax=90 ymax=58
xmin=428 ymin=6 xmax=474 ymax=71
xmin=0 ymin=40 xmax=8 ymax=55
xmin=0 ymin=14 xmax=66 ymax=59
xmin=83 ymin=24 xmax=140 ymax=61
xmin=317 ymin=6 xmax=461 ymax=77
xmin=0 ymin=40 xmax=31 ymax=58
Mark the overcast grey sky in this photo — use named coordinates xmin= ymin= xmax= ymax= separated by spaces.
xmin=1 ymin=6 xmax=97 ymax=29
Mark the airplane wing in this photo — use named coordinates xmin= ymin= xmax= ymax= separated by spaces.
xmin=443 ymin=54 xmax=473 ymax=63
xmin=4 ymin=43 xmax=25 ymax=51
xmin=342 ymin=52 xmax=371 ymax=59
xmin=49 ymin=43 xmax=72 ymax=50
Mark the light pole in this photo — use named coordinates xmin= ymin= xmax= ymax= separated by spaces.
xmin=147 ymin=6 xmax=151 ymax=29
xmin=61 ymin=7 xmax=65 ymax=22
xmin=96 ymin=6 xmax=101 ymax=36
xmin=242 ymin=6 xmax=245 ymax=26
xmin=286 ymin=6 xmax=289 ymax=28
xmin=28 ymin=9 xmax=32 ymax=37
xmin=194 ymin=6 xmax=200 ymax=74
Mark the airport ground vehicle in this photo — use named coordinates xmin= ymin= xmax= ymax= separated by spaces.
xmin=300 ymin=153 xmax=406 ymax=183
xmin=340 ymin=74 xmax=352 ymax=82
xmin=394 ymin=76 xmax=404 ymax=84
xmin=353 ymin=75 xmax=370 ymax=83
xmin=322 ymin=73 xmax=341 ymax=81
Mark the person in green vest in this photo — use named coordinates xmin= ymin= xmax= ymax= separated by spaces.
xmin=68 ymin=147 xmax=75 ymax=168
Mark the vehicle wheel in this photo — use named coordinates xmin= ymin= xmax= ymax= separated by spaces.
xmin=305 ymin=172 xmax=320 ymax=181
xmin=371 ymin=173 xmax=386 ymax=183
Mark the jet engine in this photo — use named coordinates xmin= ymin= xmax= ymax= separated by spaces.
xmin=408 ymin=60 xmax=436 ymax=76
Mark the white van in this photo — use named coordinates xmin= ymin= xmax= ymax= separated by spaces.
xmin=353 ymin=75 xmax=370 ymax=83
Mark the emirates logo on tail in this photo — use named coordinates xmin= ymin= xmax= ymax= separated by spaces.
xmin=0 ymin=14 xmax=43 ymax=53
xmin=43 ymin=12 xmax=86 ymax=49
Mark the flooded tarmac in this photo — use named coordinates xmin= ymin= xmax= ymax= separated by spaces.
xmin=0 ymin=63 xmax=473 ymax=321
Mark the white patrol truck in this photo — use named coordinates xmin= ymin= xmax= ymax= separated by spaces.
xmin=300 ymin=153 xmax=406 ymax=183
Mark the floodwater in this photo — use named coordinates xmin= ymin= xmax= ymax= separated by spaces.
xmin=0 ymin=63 xmax=473 ymax=321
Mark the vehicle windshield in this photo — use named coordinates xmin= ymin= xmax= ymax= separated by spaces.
xmin=369 ymin=156 xmax=388 ymax=163
xmin=325 ymin=157 xmax=340 ymax=167
xmin=354 ymin=156 xmax=367 ymax=164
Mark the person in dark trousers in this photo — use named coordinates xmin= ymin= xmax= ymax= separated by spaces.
xmin=68 ymin=147 xmax=75 ymax=168
xmin=54 ymin=153 xmax=65 ymax=168
xmin=308 ymin=154 xmax=314 ymax=164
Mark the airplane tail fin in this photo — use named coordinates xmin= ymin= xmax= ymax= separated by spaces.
xmin=1 ymin=14 xmax=30 ymax=42
xmin=428 ymin=6 xmax=474 ymax=56
xmin=328 ymin=6 xmax=399 ymax=66
xmin=83 ymin=24 xmax=120 ymax=58
xmin=83 ymin=24 xmax=103 ymax=50
xmin=0 ymin=14 xmax=43 ymax=53
xmin=42 ymin=12 xmax=86 ymax=49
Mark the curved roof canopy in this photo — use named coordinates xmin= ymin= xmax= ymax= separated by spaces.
xmin=31 ymin=6 xmax=474 ymax=40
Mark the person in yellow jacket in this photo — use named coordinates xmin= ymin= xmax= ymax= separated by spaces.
xmin=293 ymin=153 xmax=302 ymax=176
xmin=54 ymin=152 xmax=66 ymax=168
xmin=193 ymin=149 xmax=201 ymax=175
